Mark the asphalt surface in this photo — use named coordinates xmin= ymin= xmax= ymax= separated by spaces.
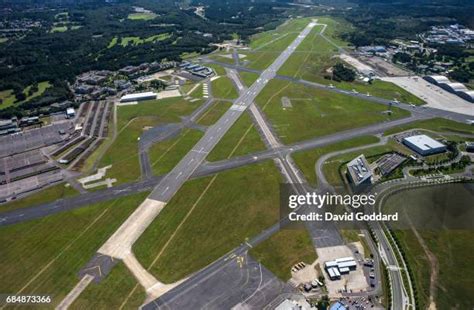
xmin=143 ymin=253 xmax=296 ymax=310
xmin=147 ymin=21 xmax=317 ymax=203
xmin=203 ymin=59 xmax=474 ymax=124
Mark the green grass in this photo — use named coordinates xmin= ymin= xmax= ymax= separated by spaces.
xmin=99 ymin=97 xmax=203 ymax=184
xmin=383 ymin=118 xmax=474 ymax=136
xmin=71 ymin=262 xmax=145 ymax=309
xmin=207 ymin=63 xmax=226 ymax=76
xmin=107 ymin=37 xmax=118 ymax=48
xmin=322 ymin=145 xmax=395 ymax=187
xmin=0 ymin=183 xmax=78 ymax=214
xmin=0 ymin=81 xmax=51 ymax=110
xmin=50 ymin=26 xmax=68 ymax=33
xmin=0 ymin=192 xmax=148 ymax=307
xmin=211 ymin=76 xmax=239 ymax=99
xmin=292 ymin=135 xmax=380 ymax=186
xmin=206 ymin=112 xmax=266 ymax=161
xmin=249 ymin=17 xmax=313 ymax=50
xmin=0 ymin=37 xmax=8 ymax=44
xmin=384 ymin=184 xmax=474 ymax=309
xmin=149 ymin=129 xmax=204 ymax=176
xmin=127 ymin=12 xmax=157 ymax=20
xmin=239 ymin=71 xmax=259 ymax=87
xmin=133 ymin=161 xmax=282 ymax=283
xmin=276 ymin=17 xmax=424 ymax=105
xmin=116 ymin=33 xmax=171 ymax=47
xmin=196 ymin=101 xmax=232 ymax=126
xmin=255 ymin=79 xmax=410 ymax=144
xmin=250 ymin=228 xmax=317 ymax=281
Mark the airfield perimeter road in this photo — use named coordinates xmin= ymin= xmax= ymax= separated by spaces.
xmin=146 ymin=20 xmax=317 ymax=203
xmin=203 ymin=59 xmax=473 ymax=124
xmin=0 ymin=113 xmax=424 ymax=227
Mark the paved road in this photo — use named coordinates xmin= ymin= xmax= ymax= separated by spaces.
xmin=0 ymin=113 xmax=424 ymax=226
xmin=147 ymin=21 xmax=317 ymax=203
xmin=203 ymin=59 xmax=474 ymax=124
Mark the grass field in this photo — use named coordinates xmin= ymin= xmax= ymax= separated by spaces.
xmin=127 ymin=12 xmax=157 ymax=20
xmin=211 ymin=76 xmax=239 ymax=99
xmin=116 ymin=33 xmax=171 ymax=47
xmin=384 ymin=184 xmax=474 ymax=309
xmin=207 ymin=63 xmax=226 ymax=76
xmin=255 ymin=79 xmax=410 ymax=144
xmin=292 ymin=135 xmax=380 ymax=186
xmin=0 ymin=192 xmax=148 ymax=307
xmin=250 ymin=228 xmax=317 ymax=281
xmin=148 ymin=129 xmax=204 ymax=176
xmin=133 ymin=160 xmax=282 ymax=283
xmin=71 ymin=262 xmax=145 ymax=309
xmin=206 ymin=112 xmax=266 ymax=161
xmin=98 ymin=97 xmax=203 ymax=184
xmin=275 ymin=17 xmax=424 ymax=105
xmin=0 ymin=183 xmax=78 ymax=214
xmin=239 ymin=71 xmax=259 ymax=87
xmin=243 ymin=18 xmax=314 ymax=70
xmin=196 ymin=101 xmax=232 ymax=126
xmin=0 ymin=81 xmax=51 ymax=110
xmin=383 ymin=118 xmax=474 ymax=136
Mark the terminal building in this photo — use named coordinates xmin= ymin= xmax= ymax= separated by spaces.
xmin=120 ymin=91 xmax=157 ymax=103
xmin=346 ymin=154 xmax=372 ymax=187
xmin=402 ymin=134 xmax=447 ymax=156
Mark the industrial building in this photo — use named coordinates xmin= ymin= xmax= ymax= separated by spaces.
xmin=120 ymin=91 xmax=157 ymax=103
xmin=346 ymin=155 xmax=372 ymax=186
xmin=402 ymin=134 xmax=447 ymax=156
xmin=424 ymin=75 xmax=474 ymax=103
xmin=324 ymin=257 xmax=357 ymax=281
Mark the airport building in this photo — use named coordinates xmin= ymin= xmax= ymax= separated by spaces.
xmin=324 ymin=257 xmax=357 ymax=281
xmin=0 ymin=118 xmax=20 ymax=136
xmin=402 ymin=134 xmax=447 ymax=156
xmin=346 ymin=154 xmax=372 ymax=187
xmin=120 ymin=91 xmax=157 ymax=103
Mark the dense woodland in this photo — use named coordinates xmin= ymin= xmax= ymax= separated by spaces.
xmin=0 ymin=0 xmax=291 ymax=117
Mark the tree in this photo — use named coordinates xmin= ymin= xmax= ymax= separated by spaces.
xmin=332 ymin=63 xmax=356 ymax=82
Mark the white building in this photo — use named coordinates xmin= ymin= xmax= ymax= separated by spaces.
xmin=66 ymin=108 xmax=75 ymax=118
xmin=120 ymin=91 xmax=157 ymax=103
xmin=402 ymin=135 xmax=447 ymax=156
xmin=346 ymin=155 xmax=372 ymax=186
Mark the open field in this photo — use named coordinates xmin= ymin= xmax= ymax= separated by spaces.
xmin=211 ymin=76 xmax=239 ymax=99
xmin=239 ymin=71 xmax=259 ymax=87
xmin=71 ymin=262 xmax=145 ymax=309
xmin=196 ymin=101 xmax=232 ymax=126
xmin=114 ymin=33 xmax=171 ymax=47
xmin=0 ymin=192 xmax=148 ymax=307
xmin=243 ymin=18 xmax=314 ymax=70
xmin=249 ymin=17 xmax=313 ymax=50
xmin=276 ymin=17 xmax=424 ymax=105
xmin=0 ymin=81 xmax=51 ymax=110
xmin=127 ymin=12 xmax=157 ymax=20
xmin=384 ymin=184 xmax=474 ymax=309
xmin=255 ymin=79 xmax=410 ymax=144
xmin=206 ymin=112 xmax=266 ymax=162
xmin=149 ymin=129 xmax=204 ymax=176
xmin=250 ymin=228 xmax=317 ymax=281
xmin=134 ymin=161 xmax=282 ymax=283
xmin=99 ymin=97 xmax=203 ymax=184
xmin=292 ymin=135 xmax=380 ymax=186
xmin=207 ymin=63 xmax=226 ymax=76
xmin=383 ymin=118 xmax=474 ymax=136
xmin=0 ymin=183 xmax=78 ymax=214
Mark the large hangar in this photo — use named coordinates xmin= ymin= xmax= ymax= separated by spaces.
xmin=402 ymin=134 xmax=447 ymax=156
